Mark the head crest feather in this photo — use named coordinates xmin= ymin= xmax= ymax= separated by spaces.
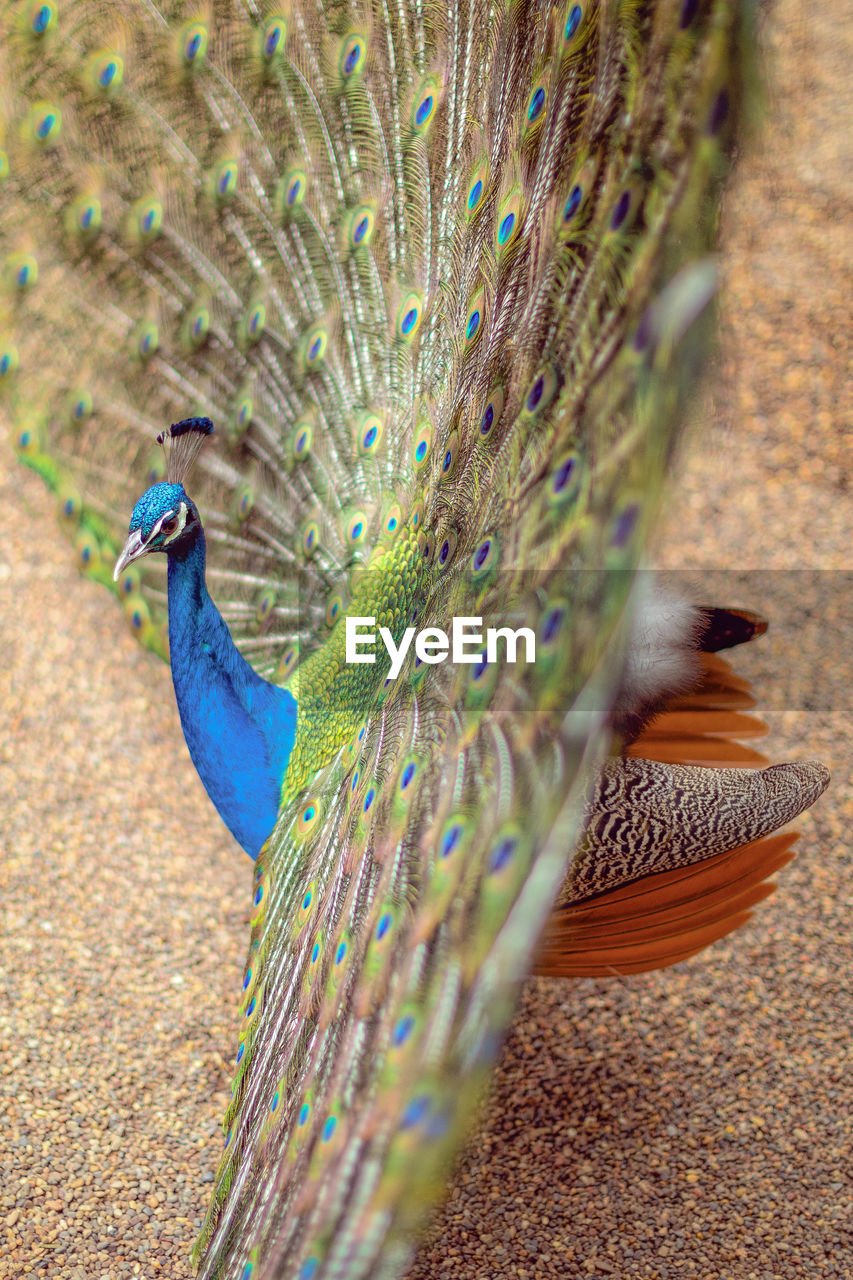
xmin=156 ymin=416 xmax=214 ymax=485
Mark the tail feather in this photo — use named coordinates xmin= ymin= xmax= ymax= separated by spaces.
xmin=536 ymin=832 xmax=798 ymax=978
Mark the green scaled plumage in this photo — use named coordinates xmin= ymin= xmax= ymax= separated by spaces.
xmin=0 ymin=2 xmax=780 ymax=1278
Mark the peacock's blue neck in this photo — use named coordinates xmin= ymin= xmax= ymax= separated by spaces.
xmin=166 ymin=525 xmax=297 ymax=858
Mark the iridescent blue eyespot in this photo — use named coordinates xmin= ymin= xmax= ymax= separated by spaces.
xmin=480 ymin=404 xmax=495 ymax=435
xmin=254 ymin=885 xmax=264 ymax=906
xmin=311 ymin=941 xmax=320 ymax=964
xmin=527 ymin=87 xmax=546 ymax=122
xmin=564 ymin=184 xmax=582 ymax=221
xmin=300 ymin=1260 xmax=319 ymax=1280
xmin=351 ymin=520 xmax=363 ymax=539
xmin=401 ymin=762 xmax=416 ymax=789
xmin=680 ymin=0 xmax=698 ymax=27
xmin=401 ymin=308 xmax=418 ymax=336
xmin=709 ymin=89 xmax=730 ymax=136
xmin=553 ymin=456 xmax=575 ymax=491
xmin=474 ymin=539 xmax=491 ymax=569
xmin=611 ymin=503 xmax=639 ymax=547
xmin=472 ymin=653 xmax=488 ymax=681
xmin=99 ymin=60 xmax=118 ymax=88
xmin=246 ymin=997 xmax=256 ymax=1017
xmin=610 ymin=190 xmax=632 ymax=231
xmin=37 ymin=112 xmax=56 ymax=140
xmin=236 ymin=1043 xmax=245 ymax=1064
xmin=242 ymin=967 xmax=252 ymax=990
xmin=376 ymin=912 xmax=392 ymax=940
xmin=242 ymin=1264 xmax=254 ymax=1280
xmin=466 ymin=310 xmax=481 ymax=341
xmin=270 ymin=1090 xmax=280 ymax=1112
xmin=363 ymin=425 xmax=377 ymax=448
xmin=224 ymin=1128 xmax=232 ymax=1148
xmin=489 ymin=837 xmax=517 ymax=874
xmin=498 ymin=212 xmax=515 ymax=245
xmin=565 ymin=5 xmax=583 ymax=40
xmin=543 ymin=606 xmax=565 ymax=643
xmin=393 ymin=1014 xmax=415 ymax=1047
xmin=287 ymin=180 xmax=301 ymax=206
xmin=442 ymin=825 xmax=462 ymax=856
xmin=335 ymin=941 xmax=347 ymax=965
xmin=298 ymin=1103 xmax=310 ymax=1126
xmin=322 ymin=1116 xmax=337 ymax=1141
xmin=354 ymin=216 xmax=369 ymax=244
xmin=415 ymin=95 xmax=433 ymax=126
xmin=438 ymin=539 xmax=450 ymax=564
xmin=32 ymin=5 xmax=53 ymax=34
xmin=265 ymin=24 xmax=284 ymax=57
xmin=344 ymin=44 xmax=361 ymax=74
xmin=528 ymin=376 xmax=545 ymax=410
xmin=309 ymin=337 xmax=322 ymax=360
xmin=351 ymin=771 xmax=360 ymax=792
xmin=468 ymin=179 xmax=483 ymax=210
xmin=415 ymin=439 xmax=427 ymax=462
xmin=363 ymin=788 xmax=375 ymax=812
xmin=400 ymin=1095 xmax=430 ymax=1130
xmin=302 ymin=890 xmax=311 ymax=911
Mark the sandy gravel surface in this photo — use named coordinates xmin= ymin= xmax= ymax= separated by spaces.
xmin=1 ymin=2 xmax=850 ymax=1277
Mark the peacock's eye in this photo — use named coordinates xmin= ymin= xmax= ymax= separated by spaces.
xmin=161 ymin=515 xmax=179 ymax=535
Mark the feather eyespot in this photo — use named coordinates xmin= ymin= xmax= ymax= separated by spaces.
xmin=261 ymin=17 xmax=286 ymax=62
xmin=547 ymin=450 xmax=585 ymax=511
xmin=296 ymin=800 xmax=323 ymax=841
xmin=411 ymin=77 xmax=440 ymax=132
xmin=302 ymin=519 xmax=319 ymax=557
xmin=0 ymin=345 xmax=19 ymax=380
xmin=382 ymin=504 xmax=402 ymax=536
xmin=540 ymin=603 xmax=567 ymax=646
xmin=495 ymin=190 xmax=522 ymax=253
xmin=346 ymin=512 xmax=367 ymax=546
xmin=28 ymin=102 xmax=61 ymax=145
xmin=608 ymin=501 xmax=640 ymax=551
xmin=522 ymin=364 xmax=559 ymax=417
xmin=292 ymin=421 xmax=313 ymax=460
xmin=562 ymin=3 xmax=588 ymax=46
xmin=135 ymin=322 xmax=159 ymax=361
xmin=303 ymin=325 xmax=328 ymax=367
xmin=180 ymin=21 xmax=208 ymax=68
xmin=464 ymin=289 xmax=486 ymax=348
xmin=29 ymin=4 xmax=57 ymax=36
xmin=440 ymin=430 xmax=460 ymax=479
xmin=526 ymin=84 xmax=546 ymax=124
xmin=325 ymin=595 xmax=343 ymax=627
xmin=339 ymin=34 xmax=367 ymax=80
xmin=277 ymin=167 xmax=307 ymax=217
xmin=396 ymin=292 xmax=423 ymax=342
xmin=357 ymin=413 xmax=383 ymax=456
xmin=89 ymin=52 xmax=124 ymax=95
xmin=436 ymin=530 xmax=457 ymax=572
xmin=411 ymin=421 xmax=432 ymax=470
xmin=346 ymin=204 xmax=375 ymax=250
xmin=465 ymin=159 xmax=489 ymax=217
xmin=469 ymin=535 xmax=499 ymax=582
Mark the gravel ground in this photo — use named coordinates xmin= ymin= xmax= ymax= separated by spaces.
xmin=1 ymin=2 xmax=850 ymax=1278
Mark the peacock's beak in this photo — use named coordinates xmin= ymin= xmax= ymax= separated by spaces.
xmin=113 ymin=529 xmax=148 ymax=581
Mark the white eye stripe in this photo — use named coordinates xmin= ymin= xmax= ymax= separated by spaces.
xmin=153 ymin=502 xmax=188 ymax=545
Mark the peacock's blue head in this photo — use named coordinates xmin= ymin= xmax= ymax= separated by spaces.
xmin=113 ymin=481 xmax=201 ymax=580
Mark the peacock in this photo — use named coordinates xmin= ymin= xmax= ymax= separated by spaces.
xmin=0 ymin=2 xmax=830 ymax=1278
